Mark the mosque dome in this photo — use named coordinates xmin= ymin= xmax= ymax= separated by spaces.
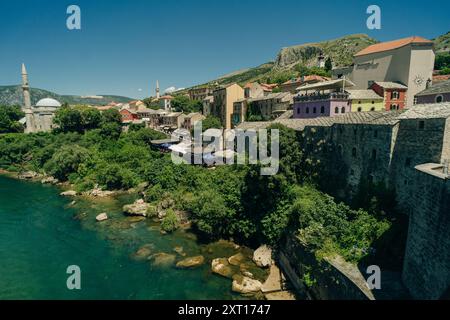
xmin=35 ymin=98 xmax=62 ymax=108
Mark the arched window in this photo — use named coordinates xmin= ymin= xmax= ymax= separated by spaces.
xmin=296 ymin=107 xmax=300 ymax=115
xmin=313 ymin=107 xmax=317 ymax=114
xmin=357 ymin=107 xmax=362 ymax=112
xmin=306 ymin=107 xmax=310 ymax=114
xmin=321 ymin=106 xmax=325 ymax=114
xmin=341 ymin=107 xmax=346 ymax=114
xmin=436 ymin=95 xmax=444 ymax=103
xmin=335 ymin=107 xmax=339 ymax=114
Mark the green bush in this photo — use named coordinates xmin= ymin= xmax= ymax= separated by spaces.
xmin=161 ymin=209 xmax=179 ymax=233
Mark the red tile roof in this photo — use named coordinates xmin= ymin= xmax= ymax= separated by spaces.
xmin=355 ymin=36 xmax=432 ymax=57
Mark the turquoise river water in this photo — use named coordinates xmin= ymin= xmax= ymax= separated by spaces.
xmin=0 ymin=175 xmax=240 ymax=300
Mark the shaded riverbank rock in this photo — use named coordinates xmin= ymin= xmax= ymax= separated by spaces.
xmin=41 ymin=176 xmax=58 ymax=185
xmin=87 ymin=187 xmax=116 ymax=197
xmin=232 ymin=275 xmax=263 ymax=294
xmin=123 ymin=199 xmax=150 ymax=217
xmin=228 ymin=253 xmax=246 ymax=266
xmin=176 ymin=256 xmax=205 ymax=269
xmin=131 ymin=244 xmax=154 ymax=261
xmin=149 ymin=253 xmax=176 ymax=267
xmin=253 ymin=245 xmax=272 ymax=268
xmin=96 ymin=213 xmax=108 ymax=222
xmin=211 ymin=258 xmax=235 ymax=279
xmin=61 ymin=190 xmax=77 ymax=197
xmin=18 ymin=171 xmax=41 ymax=180
xmin=173 ymin=246 xmax=186 ymax=256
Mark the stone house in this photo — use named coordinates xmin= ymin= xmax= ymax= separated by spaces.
xmin=181 ymin=112 xmax=206 ymax=131
xmin=212 ymin=83 xmax=245 ymax=129
xmin=370 ymin=81 xmax=408 ymax=111
xmin=346 ymin=89 xmax=384 ymax=112
xmin=415 ymin=79 xmax=450 ymax=104
xmin=293 ymin=78 xmax=354 ymax=119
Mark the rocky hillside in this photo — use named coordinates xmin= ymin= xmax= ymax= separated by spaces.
xmin=274 ymin=34 xmax=378 ymax=70
xmin=0 ymin=85 xmax=134 ymax=107
xmin=434 ymin=31 xmax=450 ymax=53
xmin=190 ymin=32 xmax=449 ymax=90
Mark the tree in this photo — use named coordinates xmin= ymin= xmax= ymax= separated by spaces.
xmin=43 ymin=145 xmax=91 ymax=181
xmin=325 ymin=58 xmax=333 ymax=72
xmin=0 ymin=105 xmax=24 ymax=133
xmin=81 ymin=108 xmax=102 ymax=130
xmin=101 ymin=109 xmax=122 ymax=125
xmin=171 ymin=95 xmax=202 ymax=113
xmin=201 ymin=116 xmax=222 ymax=132
xmin=54 ymin=107 xmax=83 ymax=133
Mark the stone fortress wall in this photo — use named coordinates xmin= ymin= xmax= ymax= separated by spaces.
xmin=238 ymin=102 xmax=450 ymax=299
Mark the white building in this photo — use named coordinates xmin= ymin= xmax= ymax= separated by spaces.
xmin=333 ymin=36 xmax=435 ymax=107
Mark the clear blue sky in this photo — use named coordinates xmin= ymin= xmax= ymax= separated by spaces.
xmin=0 ymin=0 xmax=449 ymax=99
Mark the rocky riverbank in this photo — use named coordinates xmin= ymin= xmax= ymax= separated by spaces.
xmin=0 ymin=170 xmax=296 ymax=300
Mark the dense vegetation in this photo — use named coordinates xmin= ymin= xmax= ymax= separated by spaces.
xmin=0 ymin=105 xmax=24 ymax=133
xmin=0 ymin=109 xmax=391 ymax=263
xmin=435 ymin=53 xmax=450 ymax=75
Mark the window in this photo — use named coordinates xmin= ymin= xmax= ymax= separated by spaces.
xmin=341 ymin=107 xmax=346 ymax=114
xmin=296 ymin=108 xmax=300 ymax=115
xmin=436 ymin=95 xmax=444 ymax=103
xmin=321 ymin=106 xmax=325 ymax=114
xmin=370 ymin=107 xmax=375 ymax=111
xmin=335 ymin=107 xmax=339 ymax=114
xmin=391 ymin=91 xmax=400 ymax=100
xmin=313 ymin=107 xmax=317 ymax=114
xmin=419 ymin=121 xmax=425 ymax=130
xmin=358 ymin=107 xmax=362 ymax=112
xmin=306 ymin=107 xmax=310 ymax=114
xmin=374 ymin=130 xmax=378 ymax=138
xmin=358 ymin=101 xmax=362 ymax=104
xmin=372 ymin=101 xmax=375 ymax=104
xmin=352 ymin=147 xmax=357 ymax=158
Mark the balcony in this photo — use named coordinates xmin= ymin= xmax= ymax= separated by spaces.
xmin=294 ymin=92 xmax=349 ymax=102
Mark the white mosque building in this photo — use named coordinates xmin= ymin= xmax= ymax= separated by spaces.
xmin=21 ymin=64 xmax=62 ymax=133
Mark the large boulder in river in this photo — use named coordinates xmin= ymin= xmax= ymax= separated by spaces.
xmin=18 ymin=171 xmax=40 ymax=180
xmin=253 ymin=245 xmax=272 ymax=268
xmin=123 ymin=199 xmax=150 ymax=217
xmin=131 ymin=244 xmax=154 ymax=261
xmin=41 ymin=176 xmax=58 ymax=185
xmin=228 ymin=253 xmax=246 ymax=266
xmin=61 ymin=190 xmax=77 ymax=197
xmin=96 ymin=213 xmax=108 ymax=222
xmin=211 ymin=258 xmax=235 ymax=279
xmin=232 ymin=275 xmax=263 ymax=294
xmin=149 ymin=253 xmax=176 ymax=267
xmin=176 ymin=256 xmax=205 ymax=269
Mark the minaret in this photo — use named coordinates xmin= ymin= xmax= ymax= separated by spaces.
xmin=156 ymin=80 xmax=160 ymax=100
xmin=21 ymin=63 xmax=34 ymax=133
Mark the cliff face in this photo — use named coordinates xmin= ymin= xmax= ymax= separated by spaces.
xmin=274 ymin=34 xmax=378 ymax=70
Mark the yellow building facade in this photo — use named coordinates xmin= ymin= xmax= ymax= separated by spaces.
xmin=347 ymin=89 xmax=384 ymax=112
